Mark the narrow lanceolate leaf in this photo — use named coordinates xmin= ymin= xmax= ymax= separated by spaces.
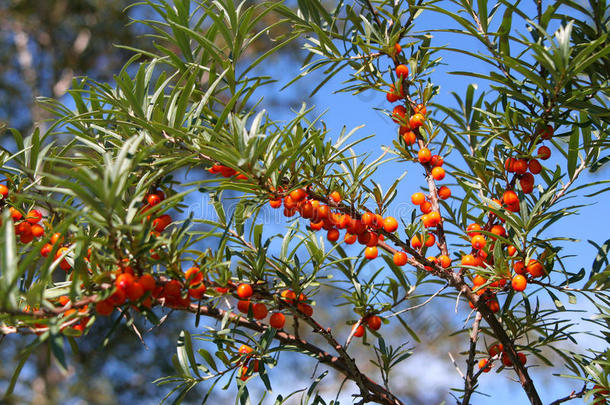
xmin=0 ymin=211 xmax=18 ymax=309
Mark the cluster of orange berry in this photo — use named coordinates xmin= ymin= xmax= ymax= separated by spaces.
xmin=141 ymin=190 xmax=172 ymax=233
xmin=478 ymin=343 xmax=527 ymax=373
xmin=351 ymin=315 xmax=382 ymax=338
xmin=237 ymin=344 xmax=259 ymax=381
xmin=207 ymin=163 xmax=248 ymax=180
xmin=505 ymin=126 xmax=553 ymax=194
xmin=269 ymin=188 xmax=399 ymax=261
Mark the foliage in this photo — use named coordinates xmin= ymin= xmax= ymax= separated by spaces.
xmin=0 ymin=0 xmax=609 ymax=404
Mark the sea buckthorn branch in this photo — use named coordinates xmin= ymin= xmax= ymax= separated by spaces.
xmin=461 ymin=311 xmax=483 ymax=405
xmin=185 ymin=301 xmax=404 ymax=405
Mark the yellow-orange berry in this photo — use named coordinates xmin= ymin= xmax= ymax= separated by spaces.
xmin=418 ymin=148 xmax=432 ymax=164
xmin=396 ymin=64 xmax=409 ymax=78
xmin=364 ymin=246 xmax=378 ymax=260
xmin=393 ymin=251 xmax=408 ymax=266
xmin=511 ymin=274 xmax=527 ymax=291
xmin=431 ymin=167 xmax=445 ymax=180
xmin=411 ymin=192 xmax=426 ymax=205
xmin=383 ymin=216 xmax=398 ymax=232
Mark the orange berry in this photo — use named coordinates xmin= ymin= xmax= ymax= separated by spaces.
xmin=40 ymin=243 xmax=53 ymax=257
xmin=26 ymin=209 xmax=43 ymax=224
xmin=269 ymin=312 xmax=285 ymax=329
xmin=0 ymin=184 xmax=8 ymax=198
xmin=290 ymin=188 xmax=307 ymax=202
xmin=393 ymin=251 xmax=408 ymax=266
xmin=139 ymin=274 xmax=156 ymax=292
xmin=352 ymin=324 xmax=365 ymax=337
xmin=520 ymin=173 xmax=535 ymax=194
xmin=411 ymin=192 xmax=426 ymax=205
xmin=411 ymin=235 xmax=422 ymax=249
xmin=402 ymin=130 xmax=416 ymax=145
xmin=528 ymin=159 xmax=542 ymax=174
xmin=395 ymin=64 xmax=409 ymax=78
xmin=409 ymin=113 xmax=425 ymax=129
xmin=418 ymin=148 xmax=432 ymax=163
xmin=538 ymin=146 xmax=551 ymax=160
xmin=466 ymin=223 xmax=482 ymax=237
xmin=461 ymin=255 xmax=477 ymax=267
xmin=491 ymin=225 xmax=506 ymax=237
xmin=392 ymin=105 xmax=407 ymax=123
xmin=539 ymin=124 xmax=554 ymax=140
xmin=526 ymin=259 xmax=544 ymax=278
xmin=386 ymin=88 xmax=400 ymax=103
xmin=367 ymin=315 xmax=382 ymax=331
xmin=425 ymin=233 xmax=436 ymax=247
xmin=108 ymin=289 xmax=126 ymax=306
xmin=31 ymin=224 xmax=44 ymax=237
xmin=330 ymin=191 xmax=341 ymax=203
xmin=438 ymin=186 xmax=451 ymax=200
xmin=239 ymin=344 xmax=254 ymax=354
xmin=489 ymin=343 xmax=504 ymax=357
xmin=361 ymin=212 xmax=375 ymax=227
xmin=309 ymin=220 xmax=323 ymax=231
xmin=478 ymin=358 xmax=492 ymax=372
xmin=96 ymin=300 xmax=114 ymax=316
xmin=326 ymin=228 xmax=340 ymax=242
xmin=507 ymin=245 xmax=517 ymax=256
xmin=487 ymin=300 xmax=500 ymax=313
xmin=126 ymin=282 xmax=145 ymax=301
xmin=344 ymin=233 xmax=357 ymax=244
xmin=364 ymin=246 xmax=378 ymax=260
xmin=383 ymin=216 xmax=398 ymax=232
xmin=473 ymin=275 xmax=486 ymax=286
xmin=185 ymin=267 xmax=204 ymax=286
xmin=438 ymin=255 xmax=451 ymax=268
xmin=152 ymin=214 xmax=172 ymax=232
xmin=420 ymin=201 xmax=432 ymax=214
xmin=269 ymin=198 xmax=282 ymax=208
xmin=297 ymin=303 xmax=314 ymax=316
xmin=502 ymin=190 xmax=519 ymax=205
xmin=237 ymin=283 xmax=253 ymax=299
xmin=427 ymin=211 xmax=441 ymax=227
xmin=414 ymin=103 xmax=427 ymax=116
xmin=513 ymin=159 xmax=528 ymax=174
xmin=394 ymin=43 xmax=402 ymax=54
xmin=430 ymin=154 xmax=443 ymax=167
xmin=237 ymin=300 xmax=252 ymax=313
xmin=511 ymin=274 xmax=527 ymax=291
xmin=252 ymin=303 xmax=268 ymax=320
xmin=431 ymin=167 xmax=445 ymax=180
xmin=514 ymin=260 xmax=526 ymax=275
xmin=9 ymin=207 xmax=22 ymax=221
xmin=471 ymin=234 xmax=486 ymax=250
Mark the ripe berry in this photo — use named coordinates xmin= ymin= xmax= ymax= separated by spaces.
xmin=430 ymin=154 xmax=443 ymax=167
xmin=269 ymin=198 xmax=282 ymax=208
xmin=539 ymin=124 xmax=554 ymax=140
xmin=352 ymin=324 xmax=365 ymax=337
xmin=0 ymin=184 xmax=8 ymax=198
xmin=26 ymin=209 xmax=43 ymax=224
xmin=297 ymin=303 xmax=314 ymax=316
xmin=409 ymin=113 xmax=425 ymax=129
xmin=392 ymin=105 xmax=407 ymax=123
xmin=393 ymin=251 xmax=408 ymax=266
xmin=425 ymin=233 xmax=436 ymax=247
xmin=40 ymin=243 xmax=53 ymax=257
xmin=438 ymin=255 xmax=451 ymax=268
xmin=473 ymin=275 xmax=486 ymax=287
xmin=420 ymin=201 xmax=432 ymax=214
xmin=364 ymin=246 xmax=378 ymax=260
xmin=431 ymin=167 xmax=445 ymax=180
xmin=489 ymin=343 xmax=504 ymax=357
xmin=461 ymin=255 xmax=477 ymax=267
xmin=330 ymin=191 xmax=341 ymax=203
xmin=96 ymin=300 xmax=114 ymax=316
xmin=514 ymin=260 xmax=525 ymax=275
xmin=367 ymin=315 xmax=382 ymax=331
xmin=402 ymin=130 xmax=416 ymax=145
xmin=269 ymin=312 xmax=285 ymax=329
xmin=139 ymin=274 xmax=156 ymax=292
xmin=126 ymin=282 xmax=145 ymax=301
xmin=147 ymin=193 xmax=162 ymax=206
xmin=528 ymin=159 xmax=542 ymax=174
xmin=152 ymin=214 xmax=172 ymax=232
xmin=502 ymin=190 xmax=519 ymax=205
xmin=526 ymin=259 xmax=544 ymax=277
xmin=478 ymin=358 xmax=492 ymax=372
xmin=411 ymin=235 xmax=422 ymax=249
xmin=515 ymin=159 xmax=529 ymax=174
xmin=237 ymin=300 xmax=251 ymax=313
xmin=411 ymin=192 xmax=426 ymax=205
xmin=9 ymin=207 xmax=22 ymax=221
xmin=290 ymin=188 xmax=307 ymax=202
xmin=50 ymin=233 xmax=62 ymax=244
xmin=394 ymin=43 xmax=402 ymax=54
xmin=327 ymin=228 xmax=340 ymax=242
xmin=418 ymin=148 xmax=432 ymax=163
xmin=237 ymin=283 xmax=253 ymax=299
xmin=252 ymin=303 xmax=268 ymax=320
xmin=386 ymin=91 xmax=399 ymax=103
xmin=395 ymin=64 xmax=409 ymax=78
xmin=383 ymin=216 xmax=398 ymax=232
xmin=507 ymin=245 xmax=517 ymax=256
xmin=31 ymin=224 xmax=44 ymax=237
xmin=438 ymin=186 xmax=451 ymax=200
xmin=471 ymin=235 xmax=486 ymax=250
xmin=344 ymin=233 xmax=357 ymax=244
xmin=520 ymin=173 xmax=535 ymax=194
xmin=538 ymin=145 xmax=551 ymax=160
xmin=511 ymin=274 xmax=527 ymax=291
